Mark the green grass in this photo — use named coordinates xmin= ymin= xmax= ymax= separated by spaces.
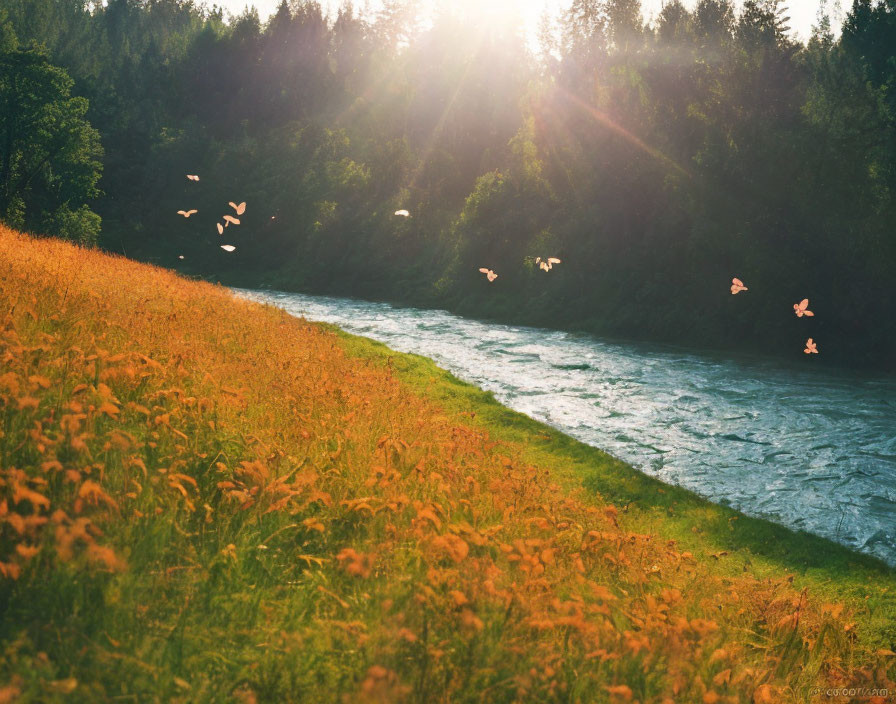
xmin=333 ymin=327 xmax=896 ymax=649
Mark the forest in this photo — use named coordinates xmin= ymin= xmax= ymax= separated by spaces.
xmin=1 ymin=0 xmax=895 ymax=369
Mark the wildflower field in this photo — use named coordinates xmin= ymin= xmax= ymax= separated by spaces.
xmin=0 ymin=225 xmax=893 ymax=703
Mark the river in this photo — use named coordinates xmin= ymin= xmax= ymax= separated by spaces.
xmin=238 ymin=288 xmax=896 ymax=566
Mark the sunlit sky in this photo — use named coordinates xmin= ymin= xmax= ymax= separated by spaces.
xmin=214 ymin=0 xmax=834 ymax=44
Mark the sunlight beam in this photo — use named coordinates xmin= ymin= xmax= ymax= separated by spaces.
xmin=557 ymin=86 xmax=693 ymax=180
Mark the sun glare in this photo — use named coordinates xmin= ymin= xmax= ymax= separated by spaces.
xmin=451 ymin=0 xmax=528 ymax=24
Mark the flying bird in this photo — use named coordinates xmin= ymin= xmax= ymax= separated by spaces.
xmin=178 ymin=255 xmax=184 ymax=260
xmin=394 ymin=209 xmax=410 ymax=217
xmin=223 ymin=215 xmax=240 ymax=226
xmin=177 ymin=209 xmax=197 ymax=218
xmin=730 ymin=278 xmax=748 ymax=294
xmin=220 ymin=245 xmax=236 ymax=252
xmin=479 ymin=268 xmax=498 ymax=282
xmin=535 ymin=257 xmax=561 ymax=272
xmin=804 ymin=338 xmax=818 ymax=354
xmin=186 ymin=175 xmax=200 ymax=181
xmin=216 ymin=223 xmax=224 ymax=235
xmin=794 ymin=299 xmax=814 ymax=317
xmin=229 ymin=202 xmax=246 ymax=215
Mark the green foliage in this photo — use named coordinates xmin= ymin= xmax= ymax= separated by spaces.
xmin=40 ymin=202 xmax=100 ymax=246
xmin=0 ymin=44 xmax=102 ymax=244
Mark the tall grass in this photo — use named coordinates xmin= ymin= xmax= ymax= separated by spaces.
xmin=0 ymin=225 xmax=893 ymax=702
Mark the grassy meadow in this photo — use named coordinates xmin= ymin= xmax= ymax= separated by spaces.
xmin=0 ymin=224 xmax=894 ymax=703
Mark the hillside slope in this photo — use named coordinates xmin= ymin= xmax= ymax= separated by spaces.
xmin=0 ymin=226 xmax=893 ymax=703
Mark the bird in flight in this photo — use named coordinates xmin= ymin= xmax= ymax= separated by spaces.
xmin=220 ymin=245 xmax=236 ymax=252
xmin=186 ymin=174 xmax=200 ymax=181
xmin=394 ymin=209 xmax=410 ymax=217
xmin=177 ymin=210 xmax=197 ymax=218
xmin=229 ymin=202 xmax=246 ymax=215
xmin=804 ymin=338 xmax=818 ymax=354
xmin=178 ymin=255 xmax=185 ymax=260
xmin=479 ymin=268 xmax=498 ymax=282
xmin=730 ymin=278 xmax=748 ymax=294
xmin=794 ymin=299 xmax=814 ymax=317
xmin=216 ymin=223 xmax=224 ymax=235
xmin=223 ymin=215 xmax=240 ymax=226
xmin=535 ymin=257 xmax=561 ymax=272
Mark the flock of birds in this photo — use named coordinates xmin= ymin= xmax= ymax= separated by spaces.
xmin=474 ymin=263 xmax=816 ymax=358
xmin=731 ymin=277 xmax=818 ymax=355
xmin=175 ymin=195 xmax=819 ymax=358
xmin=476 ymin=257 xmax=562 ymax=282
xmin=177 ymin=174 xmax=245 ymax=255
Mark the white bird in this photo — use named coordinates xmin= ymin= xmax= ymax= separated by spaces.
xmin=535 ymin=257 xmax=561 ymax=272
xmin=220 ymin=245 xmax=236 ymax=252
xmin=186 ymin=174 xmax=200 ymax=181
xmin=479 ymin=268 xmax=498 ymax=282
xmin=216 ymin=223 xmax=224 ymax=235
xmin=229 ymin=202 xmax=246 ymax=215
xmin=394 ymin=209 xmax=410 ymax=217
xmin=223 ymin=215 xmax=240 ymax=226
xmin=178 ymin=255 xmax=185 ymax=260
xmin=177 ymin=209 xmax=198 ymax=218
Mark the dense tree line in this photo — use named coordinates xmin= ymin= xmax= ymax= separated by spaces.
xmin=1 ymin=0 xmax=894 ymax=369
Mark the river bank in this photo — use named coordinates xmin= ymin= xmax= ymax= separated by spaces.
xmin=239 ymin=288 xmax=896 ymax=568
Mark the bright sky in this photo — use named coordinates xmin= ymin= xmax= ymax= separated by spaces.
xmin=217 ymin=0 xmax=831 ymax=44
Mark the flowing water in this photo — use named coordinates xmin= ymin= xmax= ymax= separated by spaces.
xmin=238 ymin=288 xmax=896 ymax=566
